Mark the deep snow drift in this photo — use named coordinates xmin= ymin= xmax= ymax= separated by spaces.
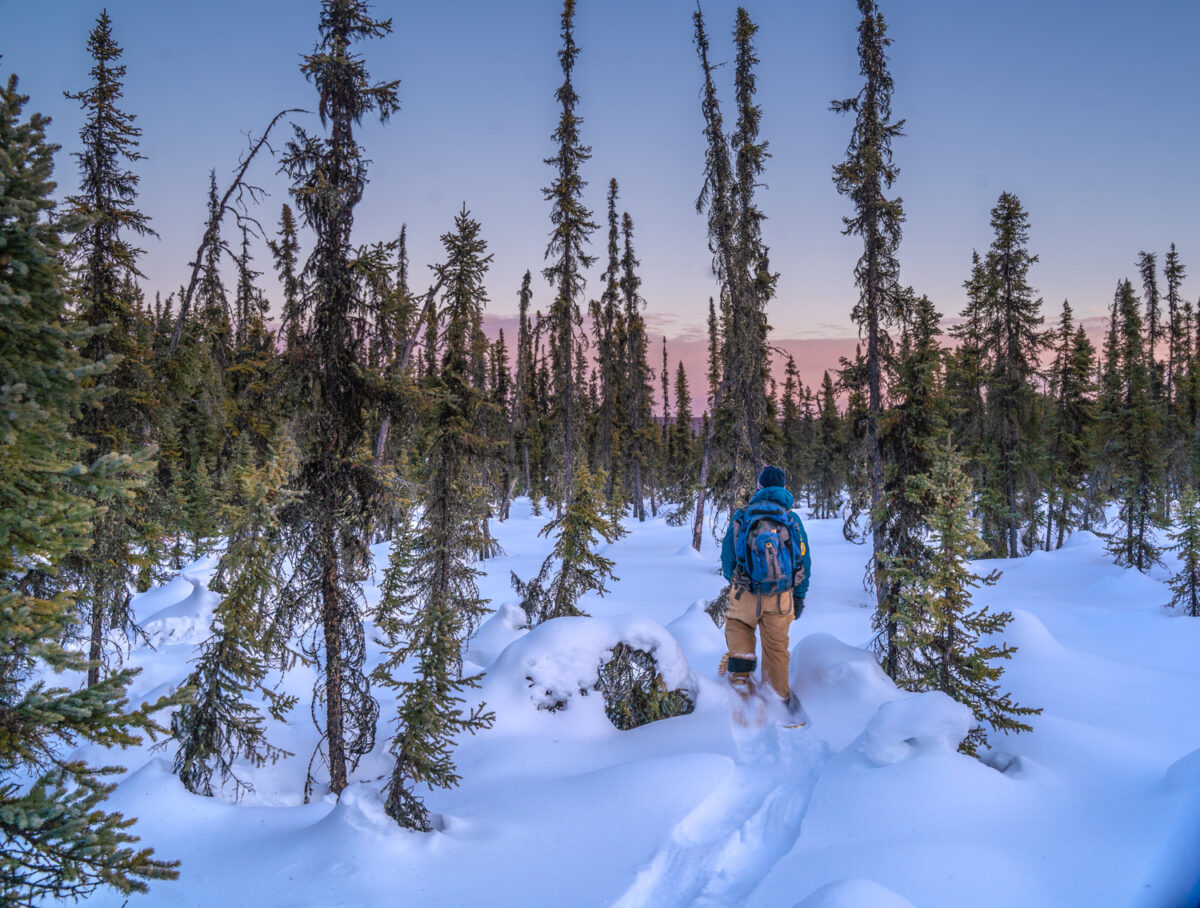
xmin=59 ymin=500 xmax=1200 ymax=907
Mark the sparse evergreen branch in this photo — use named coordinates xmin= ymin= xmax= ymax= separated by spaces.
xmin=171 ymin=439 xmax=300 ymax=799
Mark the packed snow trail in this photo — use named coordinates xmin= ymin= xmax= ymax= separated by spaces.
xmin=613 ymin=695 xmax=832 ymax=908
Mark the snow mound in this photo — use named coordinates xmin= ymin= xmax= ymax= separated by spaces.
xmin=998 ymin=608 xmax=1066 ymax=656
xmin=487 ymin=614 xmax=697 ymax=716
xmin=466 ymin=603 xmax=529 ymax=669
xmin=139 ymin=570 xmax=220 ymax=647
xmin=794 ymin=878 xmax=917 ymax=908
xmin=862 ymin=692 xmax=974 ymax=766
xmin=1165 ymin=748 xmax=1200 ymax=792
xmin=791 ymin=633 xmax=901 ymax=750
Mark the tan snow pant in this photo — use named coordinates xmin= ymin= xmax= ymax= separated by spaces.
xmin=724 ymin=586 xmax=794 ymax=700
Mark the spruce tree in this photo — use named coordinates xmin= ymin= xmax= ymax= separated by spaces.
xmin=899 ymin=440 xmax=1040 ymax=756
xmin=689 ymin=7 xmax=735 ymax=550
xmin=1105 ymin=279 xmax=1165 ymax=571
xmin=270 ymin=203 xmax=304 ymax=350
xmin=542 ymin=0 xmax=598 ymax=505
xmin=375 ymin=207 xmax=497 ymax=831
xmin=277 ymin=0 xmax=399 ymax=798
xmin=876 ymin=292 xmax=948 ymax=680
xmin=813 ymin=371 xmax=844 ymax=519
xmin=592 ymin=179 xmax=626 ymax=506
xmin=1138 ymin=251 xmax=1163 ymax=399
xmin=1166 ymin=487 xmax=1200 ymax=617
xmin=727 ymin=6 xmax=775 ymax=483
xmin=63 ymin=10 xmax=161 ymax=687
xmin=832 ymin=0 xmax=905 ymax=608
xmin=621 ymin=211 xmax=655 ymax=522
xmin=512 ymin=270 xmax=538 ymax=497
xmin=978 ymin=193 xmax=1047 ymax=557
xmin=1043 ymin=301 xmax=1096 ymax=549
xmin=0 ymin=73 xmax=178 ymax=903
xmin=513 ymin=463 xmax=621 ymax=624
xmin=780 ymin=355 xmax=803 ymax=491
xmin=671 ymin=359 xmax=697 ymax=506
xmin=1164 ymin=244 xmax=1186 ymax=403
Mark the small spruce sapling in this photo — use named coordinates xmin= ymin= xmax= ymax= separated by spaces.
xmin=903 ymin=439 xmax=1041 ymax=756
xmin=512 ymin=463 xmax=621 ymax=624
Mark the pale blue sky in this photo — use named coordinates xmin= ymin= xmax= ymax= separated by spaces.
xmin=2 ymin=0 xmax=1197 ymax=350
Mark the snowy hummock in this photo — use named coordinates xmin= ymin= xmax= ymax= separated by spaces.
xmin=57 ymin=499 xmax=1200 ymax=906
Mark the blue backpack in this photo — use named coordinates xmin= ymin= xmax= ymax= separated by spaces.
xmin=733 ymin=502 xmax=796 ymax=595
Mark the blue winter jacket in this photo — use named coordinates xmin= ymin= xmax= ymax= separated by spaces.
xmin=721 ymin=486 xmax=812 ymax=598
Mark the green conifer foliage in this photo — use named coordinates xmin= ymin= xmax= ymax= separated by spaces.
xmin=0 ymin=74 xmax=178 ymax=904
xmin=278 ymin=0 xmax=399 ymax=798
xmin=375 ymin=208 xmax=498 ymax=831
xmin=1166 ymin=487 xmax=1200 ymax=617
xmin=171 ymin=439 xmax=299 ymax=799
xmin=899 ymin=441 xmax=1040 ymax=756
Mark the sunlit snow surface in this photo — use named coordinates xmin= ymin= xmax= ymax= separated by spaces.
xmin=60 ymin=500 xmax=1200 ymax=907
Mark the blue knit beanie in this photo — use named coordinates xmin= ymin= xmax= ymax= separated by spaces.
xmin=758 ymin=465 xmax=786 ymax=489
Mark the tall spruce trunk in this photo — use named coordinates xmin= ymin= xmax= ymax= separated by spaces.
xmin=87 ymin=591 xmax=105 ymax=688
xmin=321 ymin=535 xmax=347 ymax=795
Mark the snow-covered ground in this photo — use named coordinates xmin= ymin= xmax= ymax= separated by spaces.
xmin=65 ymin=500 xmax=1200 ymax=907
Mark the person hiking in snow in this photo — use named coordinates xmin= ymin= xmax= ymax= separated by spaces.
xmin=719 ymin=465 xmax=811 ymax=712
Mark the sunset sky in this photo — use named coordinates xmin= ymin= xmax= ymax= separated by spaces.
xmin=3 ymin=0 xmax=1198 ymax=395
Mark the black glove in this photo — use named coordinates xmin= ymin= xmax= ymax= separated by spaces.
xmin=793 ymin=595 xmax=805 ymax=620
